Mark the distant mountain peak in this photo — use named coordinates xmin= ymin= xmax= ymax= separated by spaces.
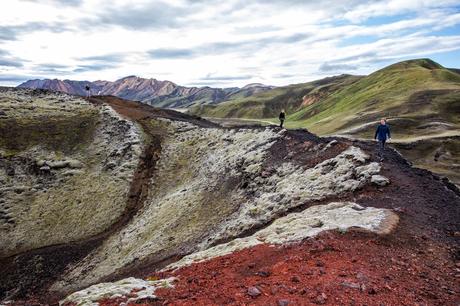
xmin=242 ymin=83 xmax=272 ymax=89
xmin=386 ymin=58 xmax=444 ymax=71
xmin=119 ymin=75 xmax=138 ymax=79
xmin=17 ymin=76 xmax=275 ymax=108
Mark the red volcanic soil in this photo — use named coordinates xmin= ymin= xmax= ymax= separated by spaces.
xmin=98 ymin=230 xmax=459 ymax=306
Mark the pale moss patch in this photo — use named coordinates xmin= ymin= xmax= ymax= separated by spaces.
xmin=1 ymin=172 xmax=130 ymax=256
xmin=0 ymin=88 xmax=143 ymax=257
xmin=59 ymin=277 xmax=176 ymax=306
xmin=165 ymin=202 xmax=399 ymax=270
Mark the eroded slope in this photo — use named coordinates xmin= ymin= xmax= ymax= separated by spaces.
xmin=0 ymin=88 xmax=143 ymax=257
xmin=51 ymin=116 xmax=390 ymax=294
xmin=1 ymin=91 xmax=458 ymax=306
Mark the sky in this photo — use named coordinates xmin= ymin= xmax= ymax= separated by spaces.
xmin=0 ymin=0 xmax=460 ymax=88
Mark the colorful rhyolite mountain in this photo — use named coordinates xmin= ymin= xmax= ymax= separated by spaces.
xmin=18 ymin=76 xmax=274 ymax=108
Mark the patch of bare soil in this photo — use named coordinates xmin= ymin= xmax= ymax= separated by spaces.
xmin=89 ymin=96 xmax=219 ymax=128
xmin=266 ymin=129 xmax=349 ymax=169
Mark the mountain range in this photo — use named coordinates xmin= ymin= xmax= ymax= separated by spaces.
xmin=18 ymin=76 xmax=274 ymax=108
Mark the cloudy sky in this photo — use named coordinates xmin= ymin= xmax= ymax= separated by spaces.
xmin=0 ymin=0 xmax=460 ymax=87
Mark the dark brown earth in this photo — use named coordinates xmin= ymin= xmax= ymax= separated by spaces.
xmin=2 ymin=94 xmax=460 ymax=305
xmin=89 ymin=96 xmax=219 ymax=128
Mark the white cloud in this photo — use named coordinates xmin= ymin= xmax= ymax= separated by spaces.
xmin=0 ymin=0 xmax=459 ymax=87
xmin=343 ymin=0 xmax=460 ymax=22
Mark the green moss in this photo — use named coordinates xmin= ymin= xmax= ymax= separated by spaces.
xmin=2 ymin=168 xmax=133 ymax=257
xmin=0 ymin=109 xmax=99 ymax=153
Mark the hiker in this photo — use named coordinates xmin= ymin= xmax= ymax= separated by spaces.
xmin=374 ymin=118 xmax=391 ymax=161
xmin=279 ymin=109 xmax=286 ymax=128
xmin=85 ymin=85 xmax=90 ymax=98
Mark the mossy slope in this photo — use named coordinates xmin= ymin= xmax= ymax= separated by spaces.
xmin=0 ymin=88 xmax=142 ymax=257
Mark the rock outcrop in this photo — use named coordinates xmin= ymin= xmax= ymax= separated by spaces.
xmin=59 ymin=277 xmax=175 ymax=306
xmin=165 ymin=202 xmax=398 ymax=271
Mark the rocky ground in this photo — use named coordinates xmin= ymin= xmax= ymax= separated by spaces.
xmin=0 ymin=89 xmax=459 ymax=305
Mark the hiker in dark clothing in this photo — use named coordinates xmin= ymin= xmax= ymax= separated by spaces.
xmin=279 ymin=109 xmax=286 ymax=128
xmin=374 ymin=118 xmax=391 ymax=161
xmin=85 ymin=85 xmax=90 ymax=98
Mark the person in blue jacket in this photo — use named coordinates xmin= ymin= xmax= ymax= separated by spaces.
xmin=374 ymin=118 xmax=391 ymax=161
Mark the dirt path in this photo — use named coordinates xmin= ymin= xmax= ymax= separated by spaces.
xmin=91 ymin=96 xmax=219 ymax=128
xmin=205 ymin=116 xmax=275 ymax=127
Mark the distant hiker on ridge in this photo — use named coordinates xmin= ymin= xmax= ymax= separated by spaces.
xmin=279 ymin=109 xmax=286 ymax=128
xmin=374 ymin=118 xmax=391 ymax=162
xmin=85 ymin=85 xmax=91 ymax=99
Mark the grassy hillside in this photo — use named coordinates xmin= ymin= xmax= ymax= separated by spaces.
xmin=191 ymin=59 xmax=460 ymax=186
xmin=392 ymin=136 xmax=460 ymax=186
xmin=192 ymin=59 xmax=460 ymax=139
xmin=288 ymin=59 xmax=460 ymax=136
xmin=189 ymin=74 xmax=361 ymax=119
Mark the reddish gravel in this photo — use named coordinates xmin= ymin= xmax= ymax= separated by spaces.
xmin=100 ymin=230 xmax=459 ymax=306
xmin=10 ymin=180 xmax=458 ymax=306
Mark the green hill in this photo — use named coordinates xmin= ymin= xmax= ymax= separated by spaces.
xmin=189 ymin=74 xmax=362 ymax=119
xmin=191 ymin=59 xmax=460 ymax=139
xmin=190 ymin=58 xmax=460 ymax=186
xmin=289 ymin=58 xmax=460 ymax=137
